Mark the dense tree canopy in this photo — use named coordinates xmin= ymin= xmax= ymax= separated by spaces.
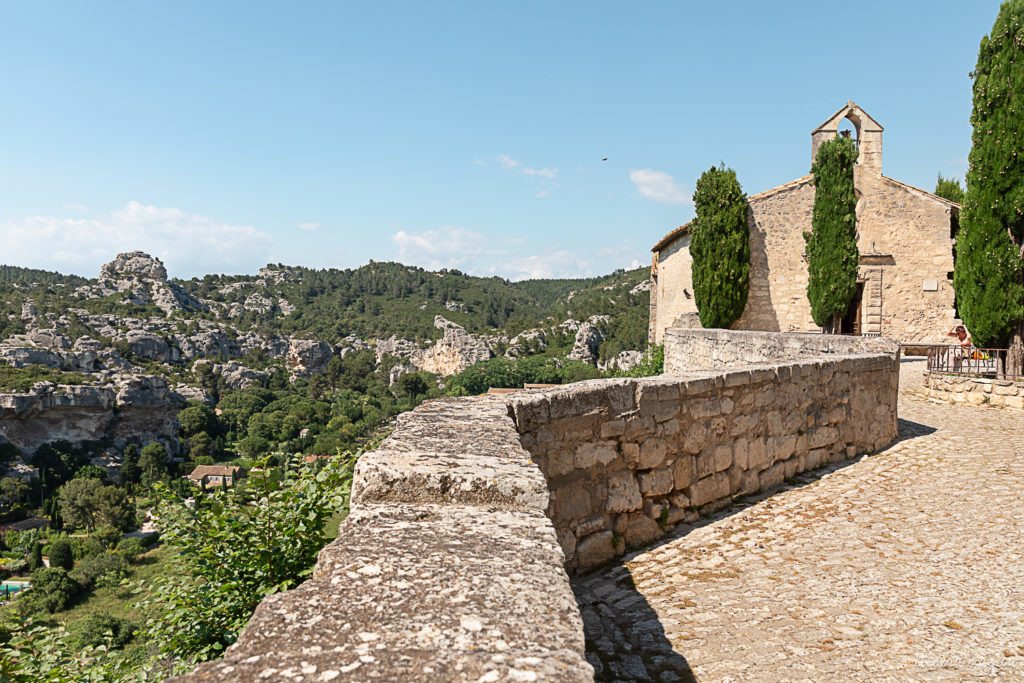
xmin=805 ymin=136 xmax=860 ymax=333
xmin=955 ymin=0 xmax=1024 ymax=374
xmin=689 ymin=164 xmax=750 ymax=328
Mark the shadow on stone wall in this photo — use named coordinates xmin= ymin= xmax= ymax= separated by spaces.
xmin=570 ymin=414 xmax=936 ymax=682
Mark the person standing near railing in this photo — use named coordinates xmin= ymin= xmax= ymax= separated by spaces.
xmin=947 ymin=324 xmax=973 ymax=371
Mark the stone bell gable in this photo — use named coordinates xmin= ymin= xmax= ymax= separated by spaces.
xmin=650 ymin=102 xmax=961 ymax=346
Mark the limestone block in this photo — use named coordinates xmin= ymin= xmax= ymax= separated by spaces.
xmin=637 ymin=467 xmax=674 ymax=496
xmin=806 ymin=423 xmax=839 ymax=450
xmin=672 ymin=455 xmax=696 ymax=490
xmin=732 ymin=437 xmax=749 ymax=470
xmin=731 ymin=413 xmax=759 ymax=436
xmin=557 ymin=527 xmax=577 ymax=560
xmin=665 ymin=506 xmax=687 ymax=525
xmin=681 ymin=422 xmax=708 ymax=454
xmin=575 ymin=530 xmax=615 ymax=568
xmin=605 ymin=471 xmax=643 ymax=513
xmin=668 ymin=491 xmax=690 ymax=509
xmin=573 ymin=515 xmax=607 ymax=538
xmin=353 ymin=448 xmax=548 ymax=513
xmin=575 ymin=441 xmax=618 ymax=469
xmin=690 ymin=398 xmax=722 ymax=418
xmin=805 ymin=447 xmax=829 ymax=470
xmin=546 ymin=448 xmax=575 ymax=478
xmin=620 ymin=442 xmax=640 ymax=467
xmin=600 ymin=419 xmax=626 ymax=438
xmin=696 ymin=444 xmax=732 ymax=479
xmin=767 ymin=435 xmax=796 ymax=464
xmin=759 ymin=462 xmax=786 ymax=491
xmin=746 ymin=437 xmax=768 ymax=470
xmin=638 ymin=438 xmax=667 ymax=469
xmin=661 ymin=418 xmax=680 ymax=435
xmin=687 ymin=472 xmax=731 ymax=507
xmin=740 ymin=470 xmax=759 ymax=494
xmin=551 ymin=481 xmax=593 ymax=525
xmin=625 ymin=514 xmax=661 ymax=548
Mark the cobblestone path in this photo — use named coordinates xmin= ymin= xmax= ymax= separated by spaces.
xmin=574 ymin=359 xmax=1024 ymax=681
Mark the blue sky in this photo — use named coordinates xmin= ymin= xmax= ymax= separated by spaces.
xmin=0 ymin=1 xmax=1002 ymax=280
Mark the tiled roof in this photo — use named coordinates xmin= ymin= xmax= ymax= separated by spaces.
xmin=186 ymin=465 xmax=242 ymax=480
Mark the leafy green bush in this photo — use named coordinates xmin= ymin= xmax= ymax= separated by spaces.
xmin=116 ymin=537 xmax=147 ymax=562
xmin=47 ymin=539 xmax=73 ymax=571
xmin=138 ymin=453 xmax=355 ymax=661
xmin=20 ymin=567 xmax=79 ymax=614
xmin=68 ymin=612 xmax=136 ymax=651
xmin=69 ymin=551 xmax=128 ymax=590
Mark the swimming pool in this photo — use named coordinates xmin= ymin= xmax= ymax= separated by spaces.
xmin=0 ymin=581 xmax=29 ymax=597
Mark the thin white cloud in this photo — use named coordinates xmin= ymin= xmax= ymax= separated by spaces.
xmin=0 ymin=201 xmax=274 ymax=277
xmin=535 ymin=190 xmax=551 ymax=199
xmin=629 ymin=168 xmax=691 ymax=205
xmin=498 ymin=154 xmax=520 ymax=169
xmin=497 ymin=154 xmax=558 ymax=180
xmin=297 ymin=222 xmax=322 ymax=232
xmin=391 ymin=225 xmax=600 ymax=281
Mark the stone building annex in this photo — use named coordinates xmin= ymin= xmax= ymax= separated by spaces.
xmin=649 ymin=102 xmax=962 ymax=346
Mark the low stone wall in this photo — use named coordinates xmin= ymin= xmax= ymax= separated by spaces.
xmin=177 ymin=397 xmax=594 ymax=682
xmin=925 ymin=372 xmax=1024 ymax=409
xmin=664 ymin=326 xmax=898 ymax=375
xmin=511 ymin=353 xmax=899 ymax=573
xmin=178 ymin=331 xmax=900 ymax=681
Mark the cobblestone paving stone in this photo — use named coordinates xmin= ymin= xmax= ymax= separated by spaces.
xmin=573 ymin=359 xmax=1024 ymax=681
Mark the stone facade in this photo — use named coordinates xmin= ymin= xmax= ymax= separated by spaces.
xmin=651 ymin=102 xmax=960 ymax=346
xmin=925 ymin=372 xmax=1024 ymax=410
xmin=175 ymin=330 xmax=899 ymax=681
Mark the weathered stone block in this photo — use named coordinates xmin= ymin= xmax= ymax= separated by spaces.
xmin=696 ymin=444 xmax=732 ymax=478
xmin=551 ymin=480 xmax=593 ymax=524
xmin=672 ymin=455 xmax=696 ymax=490
xmin=638 ymin=438 xmax=667 ymax=469
xmin=625 ymin=514 xmax=661 ymax=548
xmin=808 ymin=426 xmax=839 ymax=449
xmin=637 ymin=467 xmax=674 ymax=496
xmin=576 ymin=530 xmax=615 ymax=568
xmin=681 ymin=422 xmax=708 ymax=454
xmin=605 ymin=471 xmax=642 ymax=513
xmin=600 ymin=419 xmax=626 ymax=438
xmin=620 ymin=442 xmax=640 ymax=467
xmin=687 ymin=472 xmax=730 ymax=507
xmin=759 ymin=462 xmax=786 ymax=491
xmin=575 ymin=441 xmax=619 ymax=469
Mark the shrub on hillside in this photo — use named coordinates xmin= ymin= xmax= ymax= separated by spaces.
xmin=47 ymin=539 xmax=73 ymax=571
xmin=68 ymin=612 xmax=136 ymax=651
xmin=70 ymin=551 xmax=128 ymax=590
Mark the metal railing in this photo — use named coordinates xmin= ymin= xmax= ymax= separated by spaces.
xmin=926 ymin=345 xmax=1012 ymax=379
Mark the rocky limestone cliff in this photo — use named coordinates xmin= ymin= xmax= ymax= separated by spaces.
xmin=408 ymin=317 xmax=493 ymax=376
xmin=0 ymin=375 xmax=188 ymax=458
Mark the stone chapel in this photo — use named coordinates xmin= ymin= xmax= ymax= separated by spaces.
xmin=649 ymin=101 xmax=961 ymax=346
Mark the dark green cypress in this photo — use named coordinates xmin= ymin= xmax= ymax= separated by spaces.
xmin=956 ymin=0 xmax=1024 ymax=373
xmin=804 ymin=136 xmax=860 ymax=333
xmin=689 ymin=164 xmax=750 ymax=328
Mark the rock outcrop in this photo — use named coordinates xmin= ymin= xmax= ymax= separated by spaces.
xmin=408 ymin=317 xmax=492 ymax=376
xmin=0 ymin=375 xmax=188 ymax=457
xmin=286 ymin=339 xmax=332 ymax=378
xmin=210 ymin=361 xmax=270 ymax=390
xmin=566 ymin=322 xmax=604 ymax=364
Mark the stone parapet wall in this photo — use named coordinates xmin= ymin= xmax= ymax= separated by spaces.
xmin=177 ymin=331 xmax=900 ymax=681
xmin=925 ymin=372 xmax=1024 ymax=410
xmin=177 ymin=396 xmax=594 ymax=682
xmin=663 ymin=327 xmax=900 ymax=375
xmin=510 ymin=351 xmax=899 ymax=573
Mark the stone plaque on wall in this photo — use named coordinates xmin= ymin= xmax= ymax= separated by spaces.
xmin=923 ymin=279 xmax=938 ymax=291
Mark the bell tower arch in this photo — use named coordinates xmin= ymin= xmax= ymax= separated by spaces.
xmin=810 ymin=101 xmax=883 ymax=175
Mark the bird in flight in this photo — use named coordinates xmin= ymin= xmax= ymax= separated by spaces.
xmin=602 ymin=157 xmax=608 ymax=162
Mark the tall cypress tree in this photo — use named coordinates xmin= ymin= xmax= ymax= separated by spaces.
xmin=804 ymin=136 xmax=860 ymax=334
xmin=689 ymin=164 xmax=750 ymax=329
xmin=956 ymin=0 xmax=1024 ymax=375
